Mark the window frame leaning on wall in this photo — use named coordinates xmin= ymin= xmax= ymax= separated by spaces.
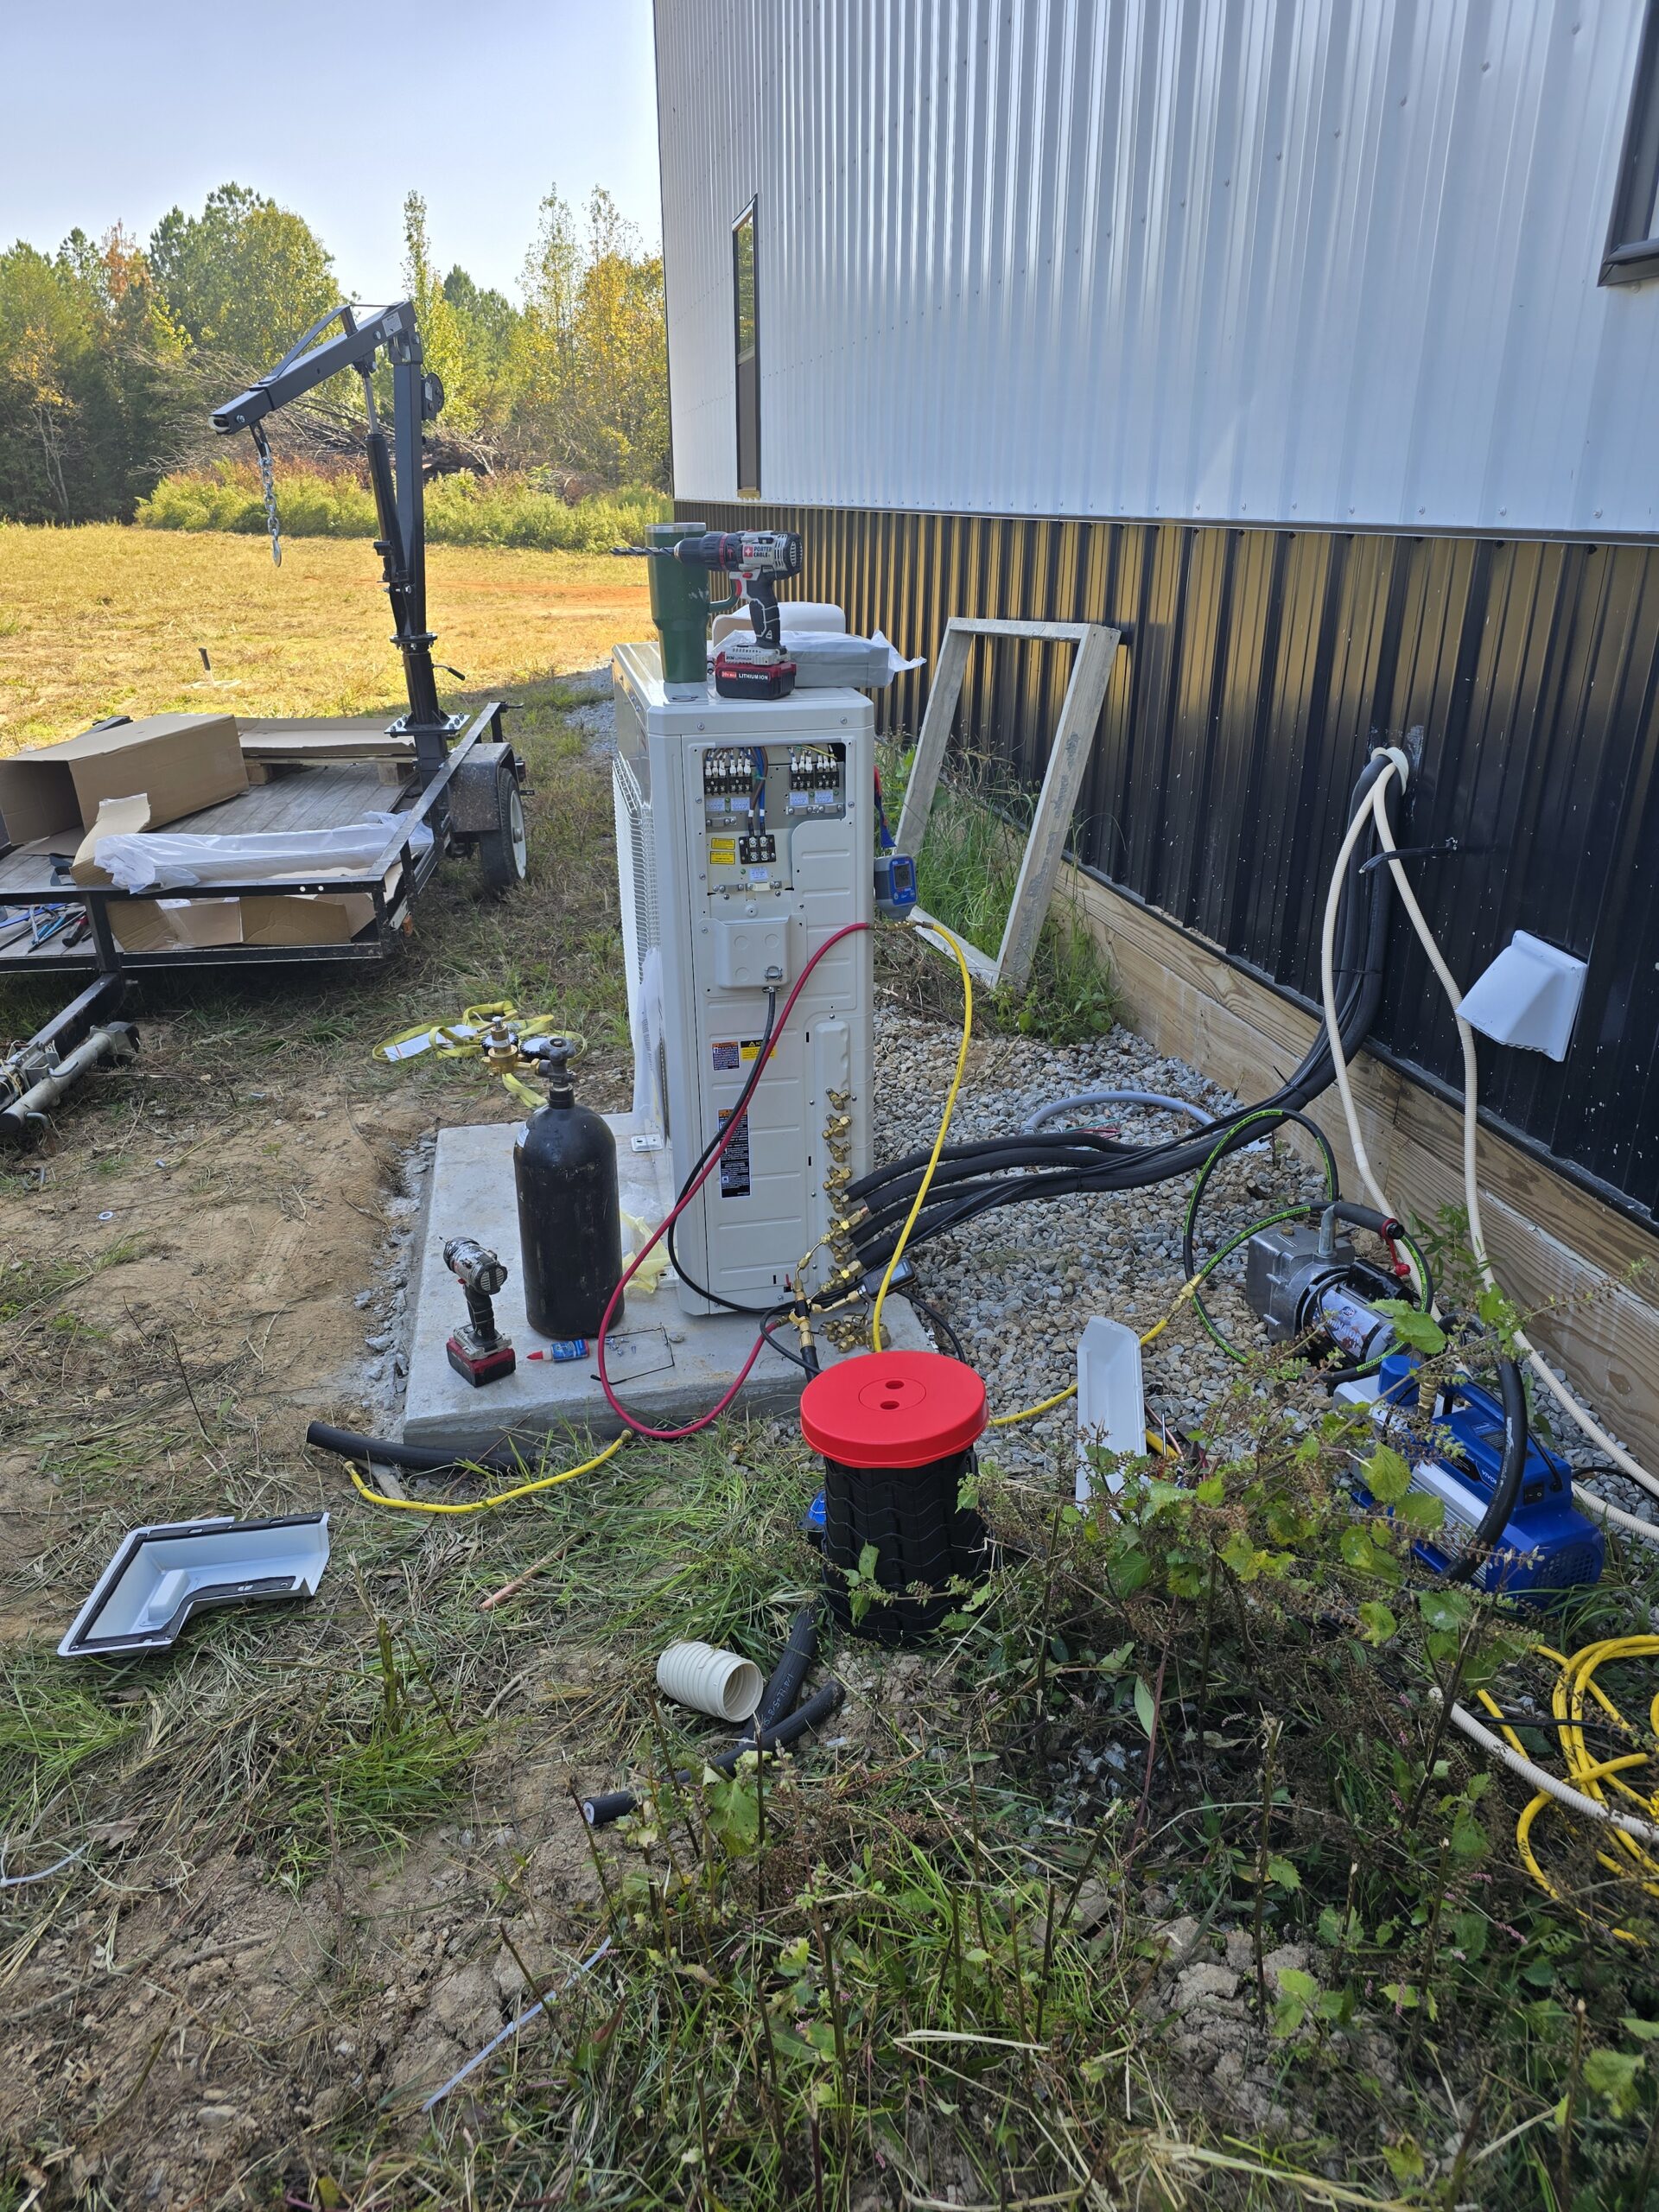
xmin=1603 ymin=0 xmax=1659 ymax=285
xmin=733 ymin=197 xmax=760 ymax=495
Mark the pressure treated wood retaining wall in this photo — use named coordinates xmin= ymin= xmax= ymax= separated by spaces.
xmin=1063 ymin=863 xmax=1659 ymax=1470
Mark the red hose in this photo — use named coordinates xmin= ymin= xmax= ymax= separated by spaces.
xmin=596 ymin=920 xmax=871 ymax=1439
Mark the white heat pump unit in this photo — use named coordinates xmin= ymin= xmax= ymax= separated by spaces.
xmin=611 ymin=643 xmax=875 ymax=1317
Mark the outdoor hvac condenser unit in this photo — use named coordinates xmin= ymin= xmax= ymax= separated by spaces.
xmin=610 ymin=644 xmax=875 ymax=1317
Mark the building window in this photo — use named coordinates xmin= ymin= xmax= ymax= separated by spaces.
xmin=733 ymin=199 xmax=760 ymax=494
xmin=1604 ymin=0 xmax=1659 ymax=285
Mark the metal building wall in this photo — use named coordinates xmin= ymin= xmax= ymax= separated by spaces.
xmin=656 ymin=0 xmax=1659 ymax=536
xmin=690 ymin=499 xmax=1659 ymax=1226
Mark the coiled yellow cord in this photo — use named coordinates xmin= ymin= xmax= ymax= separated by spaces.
xmin=870 ymin=920 xmax=974 ymax=1353
xmin=1478 ymin=1635 xmax=1659 ymax=1943
xmin=346 ymin=1433 xmax=626 ymax=1516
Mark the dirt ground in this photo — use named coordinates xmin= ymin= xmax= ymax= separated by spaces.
xmin=0 ymin=685 xmax=674 ymax=2203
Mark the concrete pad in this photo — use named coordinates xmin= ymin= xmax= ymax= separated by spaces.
xmin=402 ymin=1114 xmax=931 ymax=1452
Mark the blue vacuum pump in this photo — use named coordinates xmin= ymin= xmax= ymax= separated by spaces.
xmin=1342 ymin=1355 xmax=1605 ymax=1600
xmin=1242 ymin=1214 xmax=1604 ymax=1600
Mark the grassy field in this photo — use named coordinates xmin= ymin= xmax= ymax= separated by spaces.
xmin=0 ymin=522 xmax=652 ymax=747
xmin=1 ymin=530 xmax=1657 ymax=2209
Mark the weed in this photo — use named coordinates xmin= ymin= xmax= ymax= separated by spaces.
xmin=878 ymin=741 xmax=1121 ymax=1044
xmin=0 ymin=1656 xmax=142 ymax=1834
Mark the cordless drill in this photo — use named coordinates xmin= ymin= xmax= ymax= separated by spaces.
xmin=443 ymin=1236 xmax=516 ymax=1386
xmin=616 ymin=529 xmax=804 ymax=697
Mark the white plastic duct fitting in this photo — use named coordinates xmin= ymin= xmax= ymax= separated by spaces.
xmin=656 ymin=1640 xmax=764 ymax=1723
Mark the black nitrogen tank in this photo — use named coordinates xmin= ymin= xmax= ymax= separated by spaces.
xmin=515 ymin=1039 xmax=625 ymax=1339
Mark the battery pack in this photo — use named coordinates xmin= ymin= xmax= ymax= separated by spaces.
xmin=714 ymin=649 xmax=797 ymax=701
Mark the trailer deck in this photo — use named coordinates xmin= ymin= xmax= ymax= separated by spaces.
xmin=0 ymin=702 xmax=506 ymax=979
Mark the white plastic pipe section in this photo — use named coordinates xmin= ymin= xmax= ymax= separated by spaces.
xmin=1318 ymin=751 xmax=1659 ymax=1546
xmin=657 ymin=1641 xmax=764 ymax=1723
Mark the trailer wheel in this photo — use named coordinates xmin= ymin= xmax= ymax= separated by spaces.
xmin=474 ymin=756 xmax=528 ymax=893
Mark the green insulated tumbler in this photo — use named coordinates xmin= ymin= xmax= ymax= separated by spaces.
xmin=645 ymin=520 xmax=732 ymax=697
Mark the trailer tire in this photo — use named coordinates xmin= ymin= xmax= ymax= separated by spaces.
xmin=474 ymin=757 xmax=528 ymax=893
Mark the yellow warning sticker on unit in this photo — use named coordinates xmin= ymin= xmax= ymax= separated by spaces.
xmin=708 ymin=836 xmax=737 ymax=865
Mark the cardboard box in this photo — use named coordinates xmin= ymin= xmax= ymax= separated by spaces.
xmin=69 ymin=797 xmax=378 ymax=953
xmin=0 ymin=714 xmax=247 ymax=846
xmin=107 ymin=892 xmax=378 ymax=953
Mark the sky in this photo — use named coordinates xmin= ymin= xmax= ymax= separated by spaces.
xmin=0 ymin=0 xmax=663 ymax=301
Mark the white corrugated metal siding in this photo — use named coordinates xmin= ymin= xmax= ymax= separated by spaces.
xmin=655 ymin=0 xmax=1659 ymax=534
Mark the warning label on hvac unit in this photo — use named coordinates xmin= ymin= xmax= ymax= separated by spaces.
xmin=717 ymin=1108 xmax=752 ymax=1197
xmin=711 ymin=1038 xmax=763 ymax=1071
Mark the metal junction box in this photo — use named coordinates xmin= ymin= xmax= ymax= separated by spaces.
xmin=610 ymin=643 xmax=875 ymax=1316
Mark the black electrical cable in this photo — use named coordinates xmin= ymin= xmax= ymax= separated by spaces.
xmin=902 ymin=1290 xmax=966 ymax=1362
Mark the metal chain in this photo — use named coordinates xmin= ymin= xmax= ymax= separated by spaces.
xmin=251 ymin=423 xmax=282 ymax=568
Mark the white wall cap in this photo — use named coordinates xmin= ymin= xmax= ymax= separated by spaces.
xmin=1457 ymin=931 xmax=1588 ymax=1062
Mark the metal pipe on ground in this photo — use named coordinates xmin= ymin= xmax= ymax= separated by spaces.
xmin=0 ymin=1023 xmax=138 ymax=1143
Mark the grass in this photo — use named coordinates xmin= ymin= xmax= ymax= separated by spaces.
xmin=880 ymin=740 xmax=1122 ymax=1046
xmin=0 ymin=520 xmax=652 ymax=747
xmin=0 ymin=531 xmax=1657 ymax=2205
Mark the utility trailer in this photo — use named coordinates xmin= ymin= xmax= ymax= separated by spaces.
xmin=0 ymin=299 xmax=527 ymax=1141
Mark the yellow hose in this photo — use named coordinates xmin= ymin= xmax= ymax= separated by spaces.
xmin=346 ymin=1433 xmax=626 ymax=1516
xmin=987 ymin=1272 xmax=1207 ymax=1427
xmin=869 ymin=920 xmax=974 ymax=1353
xmin=1479 ymin=1635 xmax=1659 ymax=1943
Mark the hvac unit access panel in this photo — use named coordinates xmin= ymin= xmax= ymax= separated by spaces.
xmin=652 ymin=691 xmax=874 ymax=1318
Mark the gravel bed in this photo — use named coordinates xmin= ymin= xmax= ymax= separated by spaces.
xmin=868 ymin=999 xmax=1323 ymax=1478
xmin=869 ymin=996 xmax=1654 ymax=1530
xmin=495 ymin=668 xmax=1654 ymax=1535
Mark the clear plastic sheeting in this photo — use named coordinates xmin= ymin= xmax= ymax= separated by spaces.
xmin=88 ymin=812 xmax=432 ymax=892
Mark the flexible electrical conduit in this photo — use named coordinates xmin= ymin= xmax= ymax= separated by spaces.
xmin=1019 ymin=1090 xmax=1216 ymax=1135
xmin=1317 ymin=753 xmax=1659 ymax=1546
xmin=1440 ymin=1694 xmax=1659 ymax=1852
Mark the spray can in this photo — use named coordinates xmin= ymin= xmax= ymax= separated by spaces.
xmin=644 ymin=520 xmax=735 ymax=698
xmin=515 ymin=1039 xmax=625 ymax=1339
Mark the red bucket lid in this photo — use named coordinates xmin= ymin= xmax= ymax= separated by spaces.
xmin=799 ymin=1350 xmax=987 ymax=1469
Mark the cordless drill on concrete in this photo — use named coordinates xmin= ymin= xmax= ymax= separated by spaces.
xmin=618 ymin=528 xmax=805 ymax=697
xmin=443 ymin=1236 xmax=516 ymax=1386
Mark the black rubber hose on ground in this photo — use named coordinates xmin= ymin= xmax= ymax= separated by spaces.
xmin=306 ymin=1420 xmax=531 ymax=1478
xmin=581 ymin=1677 xmax=845 ymax=1828
xmin=756 ymin=1604 xmax=819 ymax=1731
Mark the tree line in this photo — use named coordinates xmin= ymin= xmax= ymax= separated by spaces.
xmin=0 ymin=181 xmax=670 ymax=525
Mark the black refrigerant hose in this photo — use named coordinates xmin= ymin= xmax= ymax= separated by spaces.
xmin=842 ymin=760 xmax=1402 ymax=1268
xmin=582 ymin=1680 xmax=845 ymax=1828
xmin=1434 ymin=1353 xmax=1529 ymax=1587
